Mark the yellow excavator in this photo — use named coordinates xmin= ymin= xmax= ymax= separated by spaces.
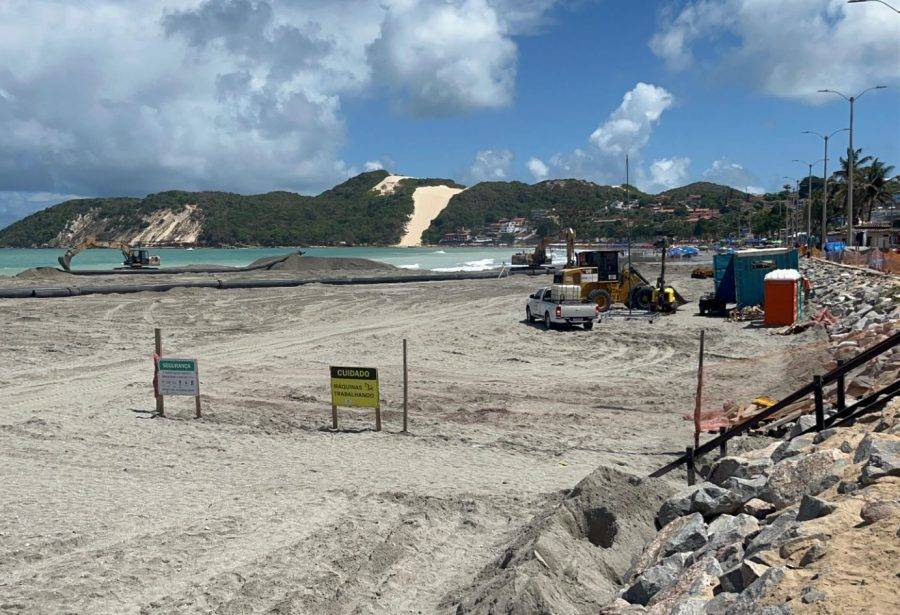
xmin=511 ymin=228 xmax=577 ymax=268
xmin=58 ymin=238 xmax=160 ymax=271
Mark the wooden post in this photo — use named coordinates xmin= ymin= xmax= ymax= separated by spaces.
xmin=402 ymin=339 xmax=408 ymax=433
xmin=331 ymin=403 xmax=338 ymax=430
xmin=813 ymin=374 xmax=824 ymax=431
xmin=194 ymin=361 xmax=202 ymax=419
xmin=375 ymin=401 xmax=382 ymax=432
xmin=693 ymin=330 xmax=705 ymax=449
xmin=686 ymin=446 xmax=696 ymax=486
xmin=155 ymin=328 xmax=165 ymax=418
xmin=718 ymin=426 xmax=727 ymax=457
xmin=836 ymin=359 xmax=846 ymax=412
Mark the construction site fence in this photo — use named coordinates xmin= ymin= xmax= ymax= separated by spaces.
xmin=802 ymin=246 xmax=900 ymax=275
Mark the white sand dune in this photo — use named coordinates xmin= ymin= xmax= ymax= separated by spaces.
xmin=399 ymin=185 xmax=463 ymax=247
xmin=371 ymin=174 xmax=411 ymax=196
xmin=371 ymin=174 xmax=463 ymax=247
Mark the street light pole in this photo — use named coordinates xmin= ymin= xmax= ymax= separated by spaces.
xmin=818 ymin=85 xmax=887 ymax=246
xmin=847 ymin=0 xmax=900 ymax=13
xmin=803 ymin=128 xmax=849 ymax=249
xmin=793 ymin=159 xmax=824 ymax=249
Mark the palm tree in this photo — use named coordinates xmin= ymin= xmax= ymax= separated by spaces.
xmin=832 ymin=147 xmax=872 ymax=223
xmin=858 ymin=158 xmax=895 ymax=222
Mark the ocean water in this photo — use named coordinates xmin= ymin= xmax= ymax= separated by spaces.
xmin=0 ymin=246 xmax=527 ymax=277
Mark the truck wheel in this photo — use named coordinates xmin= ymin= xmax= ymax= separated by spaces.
xmin=588 ymin=289 xmax=612 ymax=312
xmin=544 ymin=312 xmax=552 ymax=329
xmin=526 ymin=306 xmax=533 ymax=322
xmin=584 ymin=322 xmax=594 ymax=331
xmin=628 ymin=285 xmax=653 ymax=310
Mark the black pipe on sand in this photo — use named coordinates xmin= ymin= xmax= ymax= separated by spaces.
xmin=0 ymin=268 xmax=548 ymax=299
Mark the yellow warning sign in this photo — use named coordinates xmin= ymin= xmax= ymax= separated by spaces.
xmin=330 ymin=366 xmax=379 ymax=408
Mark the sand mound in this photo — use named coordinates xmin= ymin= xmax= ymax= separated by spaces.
xmin=441 ymin=465 xmax=676 ymax=615
xmin=251 ymin=254 xmax=398 ymax=274
xmin=14 ymin=267 xmax=75 ymax=281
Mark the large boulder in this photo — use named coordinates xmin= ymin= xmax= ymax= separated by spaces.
xmin=771 ymin=434 xmax=815 ymax=463
xmin=645 ymin=555 xmax=722 ymax=613
xmin=761 ymin=449 xmax=842 ymax=508
xmin=744 ymin=509 xmax=799 ymax=557
xmin=660 ymin=513 xmax=708 ymax=558
xmin=657 ymin=484 xmax=742 ymax=527
xmin=709 ymin=456 xmax=773 ymax=486
xmin=627 ymin=513 xmax=706 ymax=582
xmin=788 ymin=415 xmax=818 ymax=439
xmin=721 ymin=476 xmax=766 ymax=503
xmin=704 ymin=514 xmax=759 ymax=551
xmin=854 ymin=433 xmax=900 ymax=483
xmin=726 ymin=566 xmax=788 ymax=614
xmin=621 ymin=552 xmax=691 ymax=606
xmin=796 ymin=494 xmax=837 ymax=522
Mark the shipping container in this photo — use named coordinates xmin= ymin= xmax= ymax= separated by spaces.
xmin=713 ymin=248 xmax=800 ymax=308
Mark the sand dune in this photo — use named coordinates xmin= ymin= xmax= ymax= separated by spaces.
xmin=399 ymin=185 xmax=463 ymax=247
xmin=371 ymin=174 xmax=462 ymax=247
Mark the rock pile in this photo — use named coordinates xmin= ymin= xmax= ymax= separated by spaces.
xmin=601 ymin=400 xmax=900 ymax=614
xmin=800 ymin=259 xmax=899 ymax=334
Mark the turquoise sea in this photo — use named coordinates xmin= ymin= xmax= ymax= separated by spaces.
xmin=0 ymin=246 xmax=528 ymax=277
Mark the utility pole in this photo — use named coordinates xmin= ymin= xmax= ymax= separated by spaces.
xmin=794 ymin=159 xmax=825 ymax=250
xmin=803 ymin=128 xmax=848 ymax=248
xmin=625 ymin=154 xmax=632 ymax=316
xmin=819 ymin=85 xmax=887 ymax=246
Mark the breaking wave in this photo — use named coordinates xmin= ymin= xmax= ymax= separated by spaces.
xmin=432 ymin=258 xmax=496 ymax=272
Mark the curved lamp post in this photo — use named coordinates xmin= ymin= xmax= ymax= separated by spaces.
xmin=848 ymin=0 xmax=900 ymax=13
xmin=817 ymin=86 xmax=887 ymax=245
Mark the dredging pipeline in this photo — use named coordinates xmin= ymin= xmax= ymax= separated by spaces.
xmin=60 ymin=251 xmax=300 ymax=275
xmin=0 ymin=267 xmax=549 ymax=299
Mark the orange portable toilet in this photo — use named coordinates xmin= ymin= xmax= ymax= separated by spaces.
xmin=763 ymin=269 xmax=801 ymax=326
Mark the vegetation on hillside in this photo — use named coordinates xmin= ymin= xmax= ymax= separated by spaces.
xmin=0 ymin=172 xmax=463 ymax=247
xmin=421 ymin=179 xmax=652 ymax=244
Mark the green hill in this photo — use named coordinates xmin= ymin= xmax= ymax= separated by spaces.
xmin=421 ymin=179 xmax=652 ymax=244
xmin=0 ymin=172 xmax=462 ymax=248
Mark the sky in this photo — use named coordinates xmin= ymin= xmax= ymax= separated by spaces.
xmin=1 ymin=0 xmax=899 ymax=228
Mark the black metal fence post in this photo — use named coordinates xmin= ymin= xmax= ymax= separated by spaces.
xmin=719 ymin=426 xmax=727 ymax=457
xmin=836 ymin=359 xmax=846 ymax=412
xmin=813 ymin=375 xmax=824 ymax=432
xmin=686 ymin=446 xmax=696 ymax=486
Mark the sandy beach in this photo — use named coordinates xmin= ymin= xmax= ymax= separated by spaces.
xmin=0 ymin=264 xmax=826 ymax=613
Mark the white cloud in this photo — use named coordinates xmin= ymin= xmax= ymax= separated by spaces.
xmin=589 ymin=83 xmax=674 ymax=155
xmin=527 ymin=157 xmax=549 ymax=181
xmin=367 ymin=0 xmax=558 ymax=115
xmin=648 ymin=157 xmax=691 ymax=191
xmin=650 ymin=0 xmax=900 ymax=101
xmin=543 ymin=83 xmax=677 ymax=190
xmin=469 ymin=149 xmax=514 ymax=182
xmin=0 ymin=0 xmax=560 ymax=213
xmin=703 ymin=159 xmax=763 ymax=192
xmin=363 ymin=161 xmax=384 ymax=171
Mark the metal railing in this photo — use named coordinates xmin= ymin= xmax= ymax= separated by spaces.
xmin=650 ymin=330 xmax=900 ymax=481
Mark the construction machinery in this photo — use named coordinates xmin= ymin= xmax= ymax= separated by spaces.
xmin=511 ymin=228 xmax=576 ymax=269
xmin=58 ymin=239 xmax=160 ymax=271
xmin=552 ymin=236 xmax=684 ymax=313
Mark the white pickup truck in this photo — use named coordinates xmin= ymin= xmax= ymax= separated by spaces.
xmin=526 ymin=286 xmax=599 ymax=330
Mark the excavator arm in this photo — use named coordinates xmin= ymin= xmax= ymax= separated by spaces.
xmin=58 ymin=238 xmax=133 ymax=271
